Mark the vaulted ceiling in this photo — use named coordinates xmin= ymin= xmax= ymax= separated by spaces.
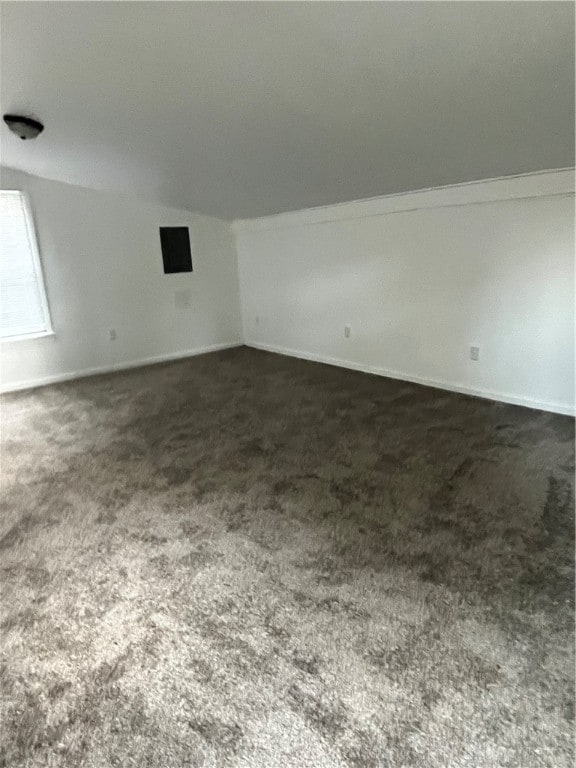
xmin=1 ymin=2 xmax=573 ymax=219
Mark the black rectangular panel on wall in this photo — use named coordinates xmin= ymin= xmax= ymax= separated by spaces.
xmin=159 ymin=227 xmax=193 ymax=273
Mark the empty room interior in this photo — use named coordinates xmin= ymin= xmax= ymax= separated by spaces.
xmin=1 ymin=2 xmax=575 ymax=767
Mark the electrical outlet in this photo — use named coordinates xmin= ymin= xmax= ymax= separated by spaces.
xmin=344 ymin=325 xmax=351 ymax=339
xmin=109 ymin=328 xmax=118 ymax=341
xmin=255 ymin=316 xmax=260 ymax=326
xmin=470 ymin=345 xmax=480 ymax=361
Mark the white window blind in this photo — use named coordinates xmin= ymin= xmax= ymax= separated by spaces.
xmin=0 ymin=191 xmax=52 ymax=340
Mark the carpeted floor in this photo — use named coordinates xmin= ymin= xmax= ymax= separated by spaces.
xmin=0 ymin=347 xmax=574 ymax=768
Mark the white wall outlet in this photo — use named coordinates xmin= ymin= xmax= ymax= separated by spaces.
xmin=109 ymin=328 xmax=118 ymax=341
xmin=255 ymin=315 xmax=260 ymax=326
xmin=344 ymin=324 xmax=351 ymax=339
xmin=470 ymin=345 xmax=480 ymax=361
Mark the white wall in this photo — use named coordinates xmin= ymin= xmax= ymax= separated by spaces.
xmin=235 ymin=170 xmax=575 ymax=415
xmin=3 ymin=167 xmax=574 ymax=414
xmin=1 ymin=168 xmax=242 ymax=391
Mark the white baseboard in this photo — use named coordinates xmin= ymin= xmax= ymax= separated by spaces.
xmin=4 ymin=339 xmax=574 ymax=416
xmin=0 ymin=341 xmax=243 ymax=394
xmin=246 ymin=341 xmax=575 ymax=417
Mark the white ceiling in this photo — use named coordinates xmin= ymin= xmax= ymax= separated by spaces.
xmin=1 ymin=2 xmax=573 ymax=220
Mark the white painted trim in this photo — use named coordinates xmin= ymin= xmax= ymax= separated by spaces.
xmin=1 ymin=330 xmax=55 ymax=343
xmin=232 ymin=168 xmax=575 ymax=232
xmin=0 ymin=341 xmax=243 ymax=394
xmin=4 ymin=337 xmax=573 ymax=415
xmin=1 ymin=190 xmax=54 ymax=338
xmin=245 ymin=341 xmax=575 ymax=417
xmin=21 ymin=192 xmax=54 ymax=335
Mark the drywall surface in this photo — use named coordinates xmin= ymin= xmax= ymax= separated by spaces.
xmin=2 ymin=3 xmax=574 ymax=218
xmin=235 ymin=170 xmax=575 ymax=415
xmin=1 ymin=168 xmax=242 ymax=391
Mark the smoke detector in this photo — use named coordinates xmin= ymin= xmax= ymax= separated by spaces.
xmin=3 ymin=114 xmax=44 ymax=140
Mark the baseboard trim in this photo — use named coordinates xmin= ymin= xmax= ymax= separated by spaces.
xmin=5 ymin=339 xmax=573 ymax=416
xmin=246 ymin=341 xmax=575 ymax=417
xmin=0 ymin=341 xmax=244 ymax=394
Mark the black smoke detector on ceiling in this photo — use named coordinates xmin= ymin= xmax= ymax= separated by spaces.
xmin=3 ymin=114 xmax=44 ymax=140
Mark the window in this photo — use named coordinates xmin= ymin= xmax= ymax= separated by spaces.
xmin=0 ymin=191 xmax=52 ymax=340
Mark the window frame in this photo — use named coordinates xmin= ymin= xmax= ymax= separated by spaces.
xmin=1 ymin=190 xmax=54 ymax=342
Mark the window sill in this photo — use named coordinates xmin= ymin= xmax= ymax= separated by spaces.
xmin=1 ymin=330 xmax=55 ymax=343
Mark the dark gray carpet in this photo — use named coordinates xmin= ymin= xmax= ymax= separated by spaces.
xmin=1 ymin=347 xmax=574 ymax=768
